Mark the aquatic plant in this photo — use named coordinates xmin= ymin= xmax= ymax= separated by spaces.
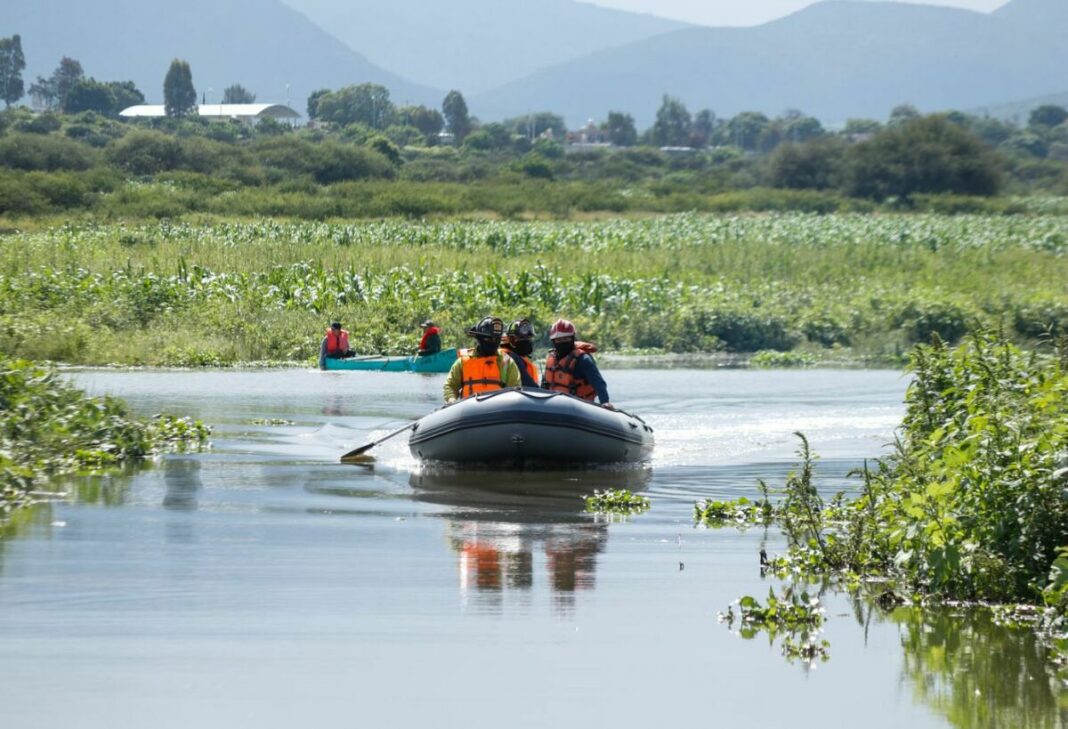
xmin=583 ymin=488 xmax=649 ymax=516
xmin=720 ymin=587 xmax=829 ymax=667
xmin=693 ymin=495 xmax=770 ymax=527
xmin=0 ymin=356 xmax=210 ymax=523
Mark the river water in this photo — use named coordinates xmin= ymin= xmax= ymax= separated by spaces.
xmin=0 ymin=369 xmax=1063 ymax=729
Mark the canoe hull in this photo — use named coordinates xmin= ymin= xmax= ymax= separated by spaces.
xmin=408 ymin=388 xmax=654 ymax=466
xmin=324 ymin=348 xmax=457 ymax=373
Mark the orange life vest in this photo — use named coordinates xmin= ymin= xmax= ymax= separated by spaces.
xmin=543 ymin=348 xmax=597 ymax=402
xmin=500 ymin=344 xmax=539 ymax=386
xmin=459 ymin=349 xmax=508 ymax=398
xmin=325 ymin=328 xmax=350 ymax=354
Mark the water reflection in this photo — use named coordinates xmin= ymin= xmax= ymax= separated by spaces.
xmin=410 ymin=468 xmax=651 ymax=614
xmin=163 ymin=457 xmax=202 ymax=511
xmin=894 ymin=607 xmax=1067 ymax=729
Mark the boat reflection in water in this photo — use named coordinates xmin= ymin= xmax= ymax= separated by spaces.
xmin=409 ymin=467 xmax=652 ymax=614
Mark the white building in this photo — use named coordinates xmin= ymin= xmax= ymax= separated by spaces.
xmin=119 ymin=103 xmax=300 ymax=124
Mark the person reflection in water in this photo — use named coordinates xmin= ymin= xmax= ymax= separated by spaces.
xmin=448 ymin=521 xmax=607 ymax=613
xmin=163 ymin=457 xmax=201 ymax=511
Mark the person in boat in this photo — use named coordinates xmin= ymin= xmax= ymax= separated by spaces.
xmin=443 ymin=316 xmax=520 ymax=403
xmin=318 ymin=321 xmax=355 ymax=369
xmin=541 ymin=318 xmax=614 ymax=409
xmin=417 ymin=319 xmax=442 ymax=357
xmin=499 ymin=318 xmax=540 ymax=388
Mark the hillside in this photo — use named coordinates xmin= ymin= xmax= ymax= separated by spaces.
xmin=472 ymin=0 xmax=1068 ymax=126
xmin=0 ymin=0 xmax=440 ymax=113
xmin=280 ymin=0 xmax=687 ymax=94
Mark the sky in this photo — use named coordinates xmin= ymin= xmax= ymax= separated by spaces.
xmin=586 ymin=0 xmax=1009 ymax=27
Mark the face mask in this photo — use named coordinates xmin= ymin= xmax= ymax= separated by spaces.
xmin=477 ymin=338 xmax=499 ymax=357
xmin=515 ymin=339 xmax=534 ymax=357
xmin=553 ymin=340 xmax=575 ymax=357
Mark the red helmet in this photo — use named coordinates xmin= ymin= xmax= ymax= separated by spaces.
xmin=548 ymin=318 xmax=576 ymax=341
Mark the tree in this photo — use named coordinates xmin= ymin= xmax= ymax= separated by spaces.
xmin=888 ymin=104 xmax=920 ymax=125
xmin=602 ymin=111 xmax=637 ymax=147
xmin=64 ymin=78 xmax=116 ymax=115
xmin=306 ymin=88 xmax=330 ymax=120
xmin=222 ymin=84 xmax=256 ymax=104
xmin=315 ymin=83 xmax=394 ymax=128
xmin=725 ymin=111 xmax=770 ymax=151
xmin=842 ymin=119 xmax=882 ymax=136
xmin=651 ymin=95 xmax=691 ymax=147
xmin=767 ymin=137 xmax=846 ymax=190
xmin=844 ymin=114 xmax=1002 ymax=200
xmin=442 ymin=90 xmax=471 ymax=141
xmin=108 ymin=81 xmax=144 ymax=113
xmin=0 ymin=34 xmax=26 ymax=107
xmin=503 ymin=112 xmax=565 ymax=139
xmin=29 ymin=56 xmax=83 ymax=110
xmin=692 ymin=109 xmax=716 ymax=147
xmin=398 ymin=105 xmax=444 ymax=142
xmin=163 ymin=59 xmax=197 ymax=117
xmin=1029 ymin=105 xmax=1068 ymax=130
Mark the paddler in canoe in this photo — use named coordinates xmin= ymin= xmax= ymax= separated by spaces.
xmin=443 ymin=316 xmax=520 ymax=403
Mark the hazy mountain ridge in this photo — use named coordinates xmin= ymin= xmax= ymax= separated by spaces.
xmin=0 ymin=0 xmax=440 ymax=112
xmin=471 ymin=0 xmax=1068 ymax=127
xmin=280 ymin=0 xmax=687 ymax=95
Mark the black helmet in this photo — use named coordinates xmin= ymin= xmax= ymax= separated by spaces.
xmin=466 ymin=316 xmax=504 ymax=340
xmin=506 ymin=319 xmax=535 ymax=340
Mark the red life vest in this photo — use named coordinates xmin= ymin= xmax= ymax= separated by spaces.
xmin=325 ymin=328 xmax=350 ymax=354
xmin=459 ymin=349 xmax=508 ymax=398
xmin=543 ymin=348 xmax=597 ymax=402
xmin=419 ymin=326 xmax=441 ymax=350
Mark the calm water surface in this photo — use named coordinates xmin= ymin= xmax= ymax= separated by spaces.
xmin=0 ymin=369 xmax=1062 ymax=728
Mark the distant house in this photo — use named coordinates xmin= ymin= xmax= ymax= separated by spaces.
xmin=119 ymin=103 xmax=301 ymax=124
xmin=566 ymin=119 xmax=612 ymax=151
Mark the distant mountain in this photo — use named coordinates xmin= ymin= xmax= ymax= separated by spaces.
xmin=972 ymin=91 xmax=1068 ymax=124
xmin=280 ymin=0 xmax=688 ymax=95
xmin=1 ymin=0 xmax=439 ymax=113
xmin=471 ymin=0 xmax=1068 ymax=127
xmin=994 ymin=0 xmax=1068 ymax=26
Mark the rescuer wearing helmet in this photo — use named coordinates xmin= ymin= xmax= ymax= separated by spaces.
xmin=541 ymin=319 xmax=613 ymax=409
xmin=443 ymin=316 xmax=521 ymax=403
xmin=499 ymin=318 xmax=540 ymax=388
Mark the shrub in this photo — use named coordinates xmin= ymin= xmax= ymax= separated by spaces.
xmin=0 ymin=133 xmax=96 ymax=171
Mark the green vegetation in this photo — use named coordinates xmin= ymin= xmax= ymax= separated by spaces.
xmin=583 ymin=488 xmax=649 ymax=516
xmin=718 ymin=333 xmax=1068 ymax=671
xmin=0 ymin=214 xmax=1065 ymax=366
xmin=719 ymin=587 xmax=830 ymax=666
xmin=1 ymin=91 xmax=1068 ymax=219
xmin=1 ymin=355 xmax=210 ymax=522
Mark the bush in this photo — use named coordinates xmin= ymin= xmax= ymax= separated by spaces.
xmin=0 ymin=133 xmax=96 ymax=171
xmin=107 ymin=130 xmax=184 ymax=174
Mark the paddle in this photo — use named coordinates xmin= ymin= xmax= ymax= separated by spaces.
xmin=340 ymin=422 xmax=418 ymax=464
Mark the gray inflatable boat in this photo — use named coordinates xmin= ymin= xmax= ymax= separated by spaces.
xmin=408 ymin=388 xmax=654 ymax=466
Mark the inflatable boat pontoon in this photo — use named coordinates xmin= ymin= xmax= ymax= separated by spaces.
xmin=408 ymin=388 xmax=654 ymax=466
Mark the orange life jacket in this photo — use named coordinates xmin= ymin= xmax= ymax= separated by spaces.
xmin=543 ymin=347 xmax=597 ymax=402
xmin=500 ymin=344 xmax=539 ymax=386
xmin=459 ymin=349 xmax=508 ymax=398
xmin=325 ymin=328 xmax=350 ymax=354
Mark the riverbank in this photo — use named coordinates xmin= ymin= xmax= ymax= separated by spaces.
xmin=1 ymin=212 xmax=1065 ymax=367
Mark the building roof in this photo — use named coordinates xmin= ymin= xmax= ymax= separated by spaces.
xmin=119 ymin=103 xmax=300 ymax=119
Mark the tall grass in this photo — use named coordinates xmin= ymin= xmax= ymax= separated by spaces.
xmin=0 ymin=213 xmax=1066 ymax=365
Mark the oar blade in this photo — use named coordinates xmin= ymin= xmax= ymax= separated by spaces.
xmin=340 ymin=452 xmax=376 ymax=465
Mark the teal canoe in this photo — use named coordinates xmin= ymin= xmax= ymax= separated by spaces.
xmin=323 ymin=348 xmax=458 ymax=373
